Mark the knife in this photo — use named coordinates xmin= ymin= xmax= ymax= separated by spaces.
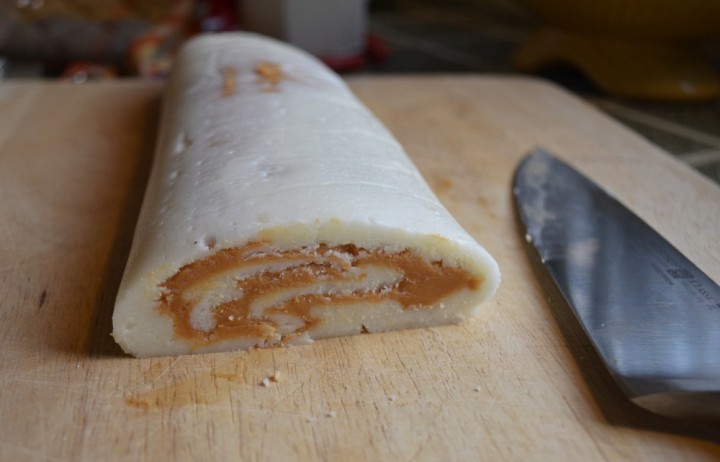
xmin=513 ymin=147 xmax=720 ymax=424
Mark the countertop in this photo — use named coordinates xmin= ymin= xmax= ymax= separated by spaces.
xmin=364 ymin=1 xmax=720 ymax=185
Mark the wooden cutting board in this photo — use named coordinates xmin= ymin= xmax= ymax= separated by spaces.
xmin=1 ymin=76 xmax=718 ymax=461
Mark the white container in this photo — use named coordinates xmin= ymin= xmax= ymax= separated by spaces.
xmin=240 ymin=0 xmax=368 ymax=58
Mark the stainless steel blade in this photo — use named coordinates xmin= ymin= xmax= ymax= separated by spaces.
xmin=513 ymin=147 xmax=720 ymax=423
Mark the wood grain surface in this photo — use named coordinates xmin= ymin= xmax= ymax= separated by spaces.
xmin=0 ymin=77 xmax=719 ymax=461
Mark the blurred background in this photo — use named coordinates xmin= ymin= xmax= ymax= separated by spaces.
xmin=1 ymin=0 xmax=719 ymax=183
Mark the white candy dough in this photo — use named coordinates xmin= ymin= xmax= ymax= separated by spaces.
xmin=112 ymin=33 xmax=500 ymax=357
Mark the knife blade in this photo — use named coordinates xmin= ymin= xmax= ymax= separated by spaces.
xmin=513 ymin=147 xmax=720 ymax=424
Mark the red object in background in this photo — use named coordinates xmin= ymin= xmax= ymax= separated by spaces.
xmin=196 ymin=0 xmax=240 ymax=32
xmin=321 ymin=35 xmax=389 ymax=73
xmin=0 ymin=0 xmax=195 ymax=78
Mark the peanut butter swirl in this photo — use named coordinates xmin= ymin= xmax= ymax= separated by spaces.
xmin=158 ymin=243 xmax=479 ymax=347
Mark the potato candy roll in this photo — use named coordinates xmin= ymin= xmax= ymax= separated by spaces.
xmin=112 ymin=33 xmax=500 ymax=357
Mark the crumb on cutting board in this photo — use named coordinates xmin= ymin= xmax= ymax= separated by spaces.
xmin=260 ymin=370 xmax=282 ymax=387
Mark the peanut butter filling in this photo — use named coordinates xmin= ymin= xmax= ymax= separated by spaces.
xmin=220 ymin=66 xmax=238 ymax=97
xmin=255 ymin=62 xmax=286 ymax=85
xmin=220 ymin=62 xmax=288 ymax=97
xmin=158 ymin=243 xmax=479 ymax=347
